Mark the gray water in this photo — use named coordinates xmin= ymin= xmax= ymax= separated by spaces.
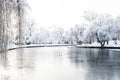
xmin=0 ymin=47 xmax=120 ymax=80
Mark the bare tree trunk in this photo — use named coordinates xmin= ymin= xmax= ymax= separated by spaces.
xmin=96 ymin=33 xmax=106 ymax=47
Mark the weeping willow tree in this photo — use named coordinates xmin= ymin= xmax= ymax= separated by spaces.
xmin=0 ymin=0 xmax=13 ymax=52
xmin=0 ymin=0 xmax=29 ymax=52
xmin=16 ymin=0 xmax=29 ymax=47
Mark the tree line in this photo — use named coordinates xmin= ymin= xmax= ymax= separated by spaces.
xmin=23 ymin=11 xmax=120 ymax=47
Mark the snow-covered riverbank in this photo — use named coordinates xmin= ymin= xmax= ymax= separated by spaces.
xmin=7 ymin=44 xmax=74 ymax=50
xmin=77 ymin=41 xmax=120 ymax=49
xmin=7 ymin=40 xmax=120 ymax=50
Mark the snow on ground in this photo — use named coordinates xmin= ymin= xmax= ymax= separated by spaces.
xmin=7 ymin=43 xmax=72 ymax=50
xmin=77 ymin=40 xmax=120 ymax=47
xmin=105 ymin=40 xmax=120 ymax=47
xmin=7 ymin=40 xmax=120 ymax=50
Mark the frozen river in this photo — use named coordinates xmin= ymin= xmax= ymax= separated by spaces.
xmin=0 ymin=47 xmax=120 ymax=80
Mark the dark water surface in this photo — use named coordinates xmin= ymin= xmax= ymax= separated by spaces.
xmin=0 ymin=47 xmax=120 ymax=80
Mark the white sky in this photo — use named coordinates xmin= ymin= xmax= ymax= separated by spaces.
xmin=28 ymin=0 xmax=120 ymax=29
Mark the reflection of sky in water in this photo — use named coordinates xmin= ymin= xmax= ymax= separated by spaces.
xmin=0 ymin=47 xmax=120 ymax=80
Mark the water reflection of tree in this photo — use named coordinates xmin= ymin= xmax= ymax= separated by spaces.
xmin=0 ymin=52 xmax=8 ymax=69
xmin=85 ymin=66 xmax=116 ymax=80
xmin=68 ymin=48 xmax=84 ymax=67
xmin=0 ymin=75 xmax=10 ymax=80
xmin=95 ymin=49 xmax=109 ymax=66
xmin=88 ymin=49 xmax=120 ymax=68
xmin=69 ymin=48 xmax=120 ymax=68
xmin=16 ymin=48 xmax=35 ymax=69
xmin=87 ymin=49 xmax=110 ymax=67
xmin=68 ymin=48 xmax=98 ymax=66
xmin=85 ymin=49 xmax=120 ymax=80
xmin=68 ymin=48 xmax=120 ymax=80
xmin=17 ymin=48 xmax=24 ymax=69
xmin=0 ymin=52 xmax=10 ymax=80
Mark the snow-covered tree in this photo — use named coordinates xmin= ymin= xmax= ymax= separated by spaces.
xmin=0 ymin=0 xmax=15 ymax=51
xmin=83 ymin=11 xmax=113 ymax=47
xmin=53 ymin=26 xmax=65 ymax=44
xmin=24 ymin=19 xmax=35 ymax=45
xmin=114 ymin=17 xmax=120 ymax=40
xmin=32 ymin=28 xmax=50 ymax=44
xmin=13 ymin=0 xmax=29 ymax=46
xmin=69 ymin=24 xmax=85 ymax=44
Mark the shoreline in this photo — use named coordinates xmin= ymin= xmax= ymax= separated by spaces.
xmin=7 ymin=44 xmax=120 ymax=51
xmin=76 ymin=44 xmax=120 ymax=49
xmin=8 ymin=44 xmax=75 ymax=51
